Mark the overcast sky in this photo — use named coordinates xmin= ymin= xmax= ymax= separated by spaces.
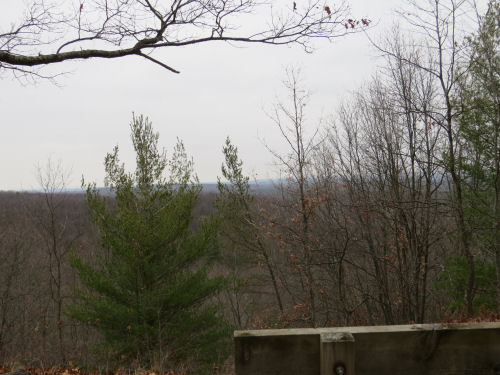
xmin=1 ymin=0 xmax=406 ymax=191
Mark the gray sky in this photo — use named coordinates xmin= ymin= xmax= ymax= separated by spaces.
xmin=1 ymin=0 xmax=402 ymax=190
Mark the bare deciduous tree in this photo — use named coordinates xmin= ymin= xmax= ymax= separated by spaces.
xmin=369 ymin=0 xmax=479 ymax=317
xmin=264 ymin=69 xmax=325 ymax=327
xmin=31 ymin=158 xmax=83 ymax=364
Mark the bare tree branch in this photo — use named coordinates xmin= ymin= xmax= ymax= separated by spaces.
xmin=0 ymin=0 xmax=371 ymax=80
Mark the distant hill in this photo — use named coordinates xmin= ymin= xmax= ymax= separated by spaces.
xmin=2 ymin=179 xmax=279 ymax=195
xmin=201 ymin=179 xmax=277 ymax=194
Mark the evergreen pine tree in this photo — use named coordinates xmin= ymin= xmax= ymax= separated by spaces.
xmin=216 ymin=137 xmax=284 ymax=324
xmin=453 ymin=0 xmax=500 ymax=311
xmin=67 ymin=114 xmax=231 ymax=373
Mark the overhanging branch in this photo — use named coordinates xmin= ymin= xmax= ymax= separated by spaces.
xmin=0 ymin=0 xmax=369 ymax=80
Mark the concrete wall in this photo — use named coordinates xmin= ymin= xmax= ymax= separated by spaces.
xmin=234 ymin=322 xmax=500 ymax=375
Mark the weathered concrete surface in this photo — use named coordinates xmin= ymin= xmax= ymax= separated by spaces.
xmin=234 ymin=322 xmax=500 ymax=375
xmin=235 ymin=332 xmax=319 ymax=375
xmin=320 ymin=332 xmax=355 ymax=375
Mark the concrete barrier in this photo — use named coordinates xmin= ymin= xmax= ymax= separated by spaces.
xmin=234 ymin=322 xmax=500 ymax=375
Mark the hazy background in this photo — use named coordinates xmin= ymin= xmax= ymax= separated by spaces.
xmin=0 ymin=0 xmax=401 ymax=190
